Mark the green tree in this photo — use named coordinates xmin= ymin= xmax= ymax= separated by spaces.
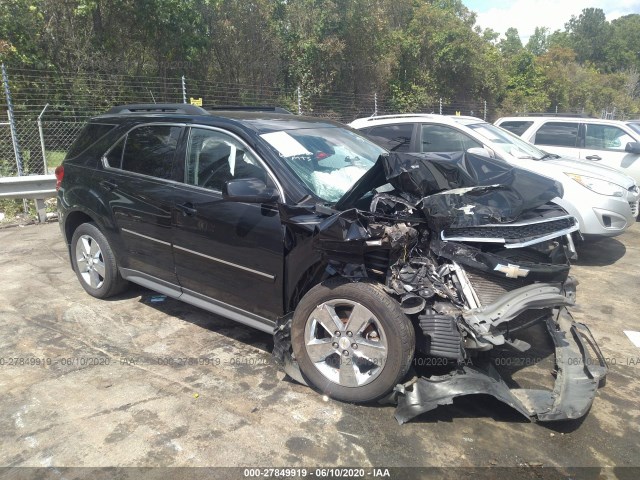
xmin=498 ymin=28 xmax=523 ymax=58
xmin=565 ymin=8 xmax=611 ymax=69
xmin=607 ymin=14 xmax=640 ymax=71
xmin=526 ymin=27 xmax=549 ymax=56
xmin=0 ymin=0 xmax=46 ymax=65
xmin=501 ymin=50 xmax=548 ymax=113
xmin=390 ymin=0 xmax=503 ymax=110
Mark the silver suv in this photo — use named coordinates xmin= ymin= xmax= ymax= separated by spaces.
xmin=494 ymin=116 xmax=640 ymax=187
xmin=349 ymin=114 xmax=639 ymax=239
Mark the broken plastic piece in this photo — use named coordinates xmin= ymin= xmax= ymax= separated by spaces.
xmin=392 ymin=309 xmax=608 ymax=424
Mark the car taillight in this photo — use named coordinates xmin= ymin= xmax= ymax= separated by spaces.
xmin=55 ymin=165 xmax=64 ymax=190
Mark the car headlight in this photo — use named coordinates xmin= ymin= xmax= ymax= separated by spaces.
xmin=565 ymin=173 xmax=625 ymax=197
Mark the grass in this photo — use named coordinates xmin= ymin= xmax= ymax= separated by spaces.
xmin=45 ymin=151 xmax=66 ymax=172
xmin=0 ymin=199 xmax=27 ymax=219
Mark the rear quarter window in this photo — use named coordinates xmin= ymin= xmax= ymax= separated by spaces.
xmin=497 ymin=121 xmax=533 ymax=136
xmin=65 ymin=123 xmax=118 ymax=160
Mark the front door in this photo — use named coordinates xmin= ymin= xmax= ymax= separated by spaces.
xmin=580 ymin=123 xmax=640 ymax=183
xmin=171 ymin=126 xmax=285 ymax=320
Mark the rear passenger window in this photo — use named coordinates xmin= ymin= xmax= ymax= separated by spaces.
xmin=366 ymin=124 xmax=413 ymax=152
xmin=119 ymin=125 xmax=182 ymax=179
xmin=421 ymin=124 xmax=481 ymax=152
xmin=533 ymin=122 xmax=579 ymax=147
xmin=498 ymin=121 xmax=533 ymax=136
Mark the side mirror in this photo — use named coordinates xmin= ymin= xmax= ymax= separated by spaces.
xmin=466 ymin=146 xmax=494 ymax=158
xmin=223 ymin=178 xmax=280 ymax=203
xmin=625 ymin=142 xmax=640 ymax=154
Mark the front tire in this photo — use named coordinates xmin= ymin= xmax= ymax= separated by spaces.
xmin=291 ymin=278 xmax=415 ymax=403
xmin=70 ymin=222 xmax=128 ymax=298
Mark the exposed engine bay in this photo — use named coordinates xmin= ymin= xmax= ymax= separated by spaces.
xmin=274 ymin=151 xmax=608 ymax=423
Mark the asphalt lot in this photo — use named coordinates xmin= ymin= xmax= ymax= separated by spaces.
xmin=0 ymin=220 xmax=639 ymax=477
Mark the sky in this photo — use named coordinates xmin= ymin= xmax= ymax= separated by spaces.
xmin=462 ymin=0 xmax=640 ymax=42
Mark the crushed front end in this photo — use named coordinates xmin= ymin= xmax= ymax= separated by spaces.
xmin=277 ymin=151 xmax=608 ymax=423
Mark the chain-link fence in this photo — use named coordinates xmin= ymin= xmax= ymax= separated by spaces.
xmin=1 ymin=65 xmax=497 ymax=178
xmin=0 ymin=119 xmax=18 ymax=177
xmin=39 ymin=121 xmax=86 ymax=173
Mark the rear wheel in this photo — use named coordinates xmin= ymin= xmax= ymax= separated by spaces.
xmin=71 ymin=223 xmax=128 ymax=298
xmin=291 ymin=279 xmax=415 ymax=403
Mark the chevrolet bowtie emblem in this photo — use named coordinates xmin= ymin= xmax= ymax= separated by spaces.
xmin=494 ymin=263 xmax=530 ymax=278
xmin=458 ymin=205 xmax=475 ymax=215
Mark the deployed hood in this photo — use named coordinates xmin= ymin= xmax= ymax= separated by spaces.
xmin=336 ymin=152 xmax=563 ymax=229
xmin=544 ymin=156 xmax=636 ymax=189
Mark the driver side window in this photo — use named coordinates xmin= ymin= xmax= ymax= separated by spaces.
xmin=185 ymin=128 xmax=270 ymax=191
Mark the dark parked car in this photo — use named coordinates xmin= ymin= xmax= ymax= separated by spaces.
xmin=56 ymin=104 xmax=607 ymax=423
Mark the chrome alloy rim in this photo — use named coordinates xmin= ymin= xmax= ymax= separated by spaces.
xmin=304 ymin=299 xmax=388 ymax=387
xmin=75 ymin=234 xmax=106 ymax=289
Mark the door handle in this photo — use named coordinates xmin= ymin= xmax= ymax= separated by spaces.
xmin=101 ymin=179 xmax=118 ymax=190
xmin=585 ymin=155 xmax=602 ymax=161
xmin=176 ymin=202 xmax=197 ymax=216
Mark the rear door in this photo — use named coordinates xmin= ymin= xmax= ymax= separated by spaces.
xmin=99 ymin=123 xmax=183 ymax=287
xmin=171 ymin=126 xmax=285 ymax=320
xmin=528 ymin=121 xmax=582 ymax=158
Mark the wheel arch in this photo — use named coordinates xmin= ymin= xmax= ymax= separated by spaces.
xmin=286 ymin=261 xmax=328 ymax=313
xmin=62 ymin=207 xmax=117 ymax=268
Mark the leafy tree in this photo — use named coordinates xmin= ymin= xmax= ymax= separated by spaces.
xmin=498 ymin=28 xmax=523 ymax=58
xmin=607 ymin=14 xmax=640 ymax=72
xmin=501 ymin=50 xmax=548 ymax=113
xmin=565 ymin=8 xmax=611 ymax=69
xmin=547 ymin=29 xmax=572 ymax=50
xmin=526 ymin=27 xmax=549 ymax=56
xmin=390 ymin=0 xmax=503 ymax=109
xmin=0 ymin=0 xmax=46 ymax=65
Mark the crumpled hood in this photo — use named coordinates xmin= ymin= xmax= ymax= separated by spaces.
xmin=336 ymin=152 xmax=564 ymax=229
xmin=545 ymin=156 xmax=636 ymax=189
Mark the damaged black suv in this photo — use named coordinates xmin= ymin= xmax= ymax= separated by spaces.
xmin=57 ymin=104 xmax=607 ymax=423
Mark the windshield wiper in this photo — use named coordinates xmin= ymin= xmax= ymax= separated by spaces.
xmin=538 ymin=153 xmax=560 ymax=160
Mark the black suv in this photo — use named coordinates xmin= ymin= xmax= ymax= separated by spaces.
xmin=57 ymin=104 xmax=607 ymax=423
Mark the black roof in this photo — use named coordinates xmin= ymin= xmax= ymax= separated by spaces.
xmin=94 ymin=103 xmax=346 ymax=134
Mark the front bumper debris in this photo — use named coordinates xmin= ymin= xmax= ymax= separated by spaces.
xmin=391 ymin=308 xmax=607 ymax=424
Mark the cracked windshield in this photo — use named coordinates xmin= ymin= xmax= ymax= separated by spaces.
xmin=261 ymin=127 xmax=385 ymax=202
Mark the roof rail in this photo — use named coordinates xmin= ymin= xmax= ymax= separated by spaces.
xmin=363 ymin=113 xmax=438 ymax=120
xmin=106 ymin=104 xmax=209 ymax=115
xmin=513 ymin=112 xmax=593 ymax=118
xmin=208 ymin=106 xmax=293 ymax=114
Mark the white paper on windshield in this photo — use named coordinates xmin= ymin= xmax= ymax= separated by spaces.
xmin=261 ymin=131 xmax=311 ymax=157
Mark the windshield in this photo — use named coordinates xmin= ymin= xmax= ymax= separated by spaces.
xmin=627 ymin=122 xmax=640 ymax=135
xmin=468 ymin=123 xmax=549 ymax=160
xmin=260 ymin=127 xmax=385 ymax=202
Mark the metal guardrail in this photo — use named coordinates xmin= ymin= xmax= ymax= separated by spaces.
xmin=0 ymin=174 xmax=56 ymax=222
